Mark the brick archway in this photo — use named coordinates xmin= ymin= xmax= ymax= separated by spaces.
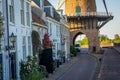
xmin=70 ymin=29 xmax=100 ymax=53
xmin=65 ymin=0 xmax=113 ymax=53
xmin=71 ymin=30 xmax=85 ymax=45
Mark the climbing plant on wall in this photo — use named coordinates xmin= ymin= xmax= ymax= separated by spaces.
xmin=0 ymin=12 xmax=3 ymax=39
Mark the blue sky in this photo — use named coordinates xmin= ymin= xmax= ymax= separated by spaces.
xmin=49 ymin=0 xmax=120 ymax=39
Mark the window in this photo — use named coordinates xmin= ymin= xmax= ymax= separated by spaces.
xmin=40 ymin=0 xmax=44 ymax=8
xmin=9 ymin=0 xmax=15 ymax=23
xmin=76 ymin=6 xmax=81 ymax=15
xmin=0 ymin=1 xmax=2 ymax=11
xmin=49 ymin=22 xmax=52 ymax=35
xmin=22 ymin=36 xmax=26 ymax=60
xmin=28 ymin=36 xmax=31 ymax=55
xmin=20 ymin=0 xmax=25 ymax=25
xmin=87 ymin=7 xmax=91 ymax=12
xmin=56 ymin=25 xmax=60 ymax=36
xmin=44 ymin=6 xmax=54 ymax=17
xmin=26 ymin=2 xmax=30 ymax=26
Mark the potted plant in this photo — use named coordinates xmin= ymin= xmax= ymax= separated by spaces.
xmin=20 ymin=56 xmax=46 ymax=80
xmin=39 ymin=34 xmax=54 ymax=73
xmin=57 ymin=50 xmax=65 ymax=64
xmin=43 ymin=34 xmax=53 ymax=49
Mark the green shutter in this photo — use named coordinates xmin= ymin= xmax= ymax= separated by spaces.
xmin=76 ymin=6 xmax=81 ymax=15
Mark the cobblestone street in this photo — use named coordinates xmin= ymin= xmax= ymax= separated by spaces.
xmin=44 ymin=53 xmax=97 ymax=80
xmin=98 ymin=47 xmax=120 ymax=80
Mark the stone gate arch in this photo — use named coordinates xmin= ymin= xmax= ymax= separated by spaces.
xmin=71 ymin=30 xmax=85 ymax=45
xmin=71 ymin=29 xmax=100 ymax=53
xmin=65 ymin=0 xmax=113 ymax=53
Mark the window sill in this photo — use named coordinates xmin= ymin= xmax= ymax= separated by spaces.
xmin=10 ymin=22 xmax=15 ymax=26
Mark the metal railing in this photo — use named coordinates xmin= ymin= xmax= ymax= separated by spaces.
xmin=66 ymin=12 xmax=112 ymax=17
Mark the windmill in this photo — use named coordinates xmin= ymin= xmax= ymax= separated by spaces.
xmin=56 ymin=0 xmax=109 ymax=14
xmin=56 ymin=0 xmax=65 ymax=10
xmin=103 ymin=0 xmax=108 ymax=15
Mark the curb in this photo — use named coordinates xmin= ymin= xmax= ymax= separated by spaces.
xmin=113 ymin=47 xmax=120 ymax=54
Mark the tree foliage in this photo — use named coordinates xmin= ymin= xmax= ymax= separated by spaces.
xmin=0 ymin=12 xmax=4 ymax=24
xmin=76 ymin=34 xmax=120 ymax=46
xmin=113 ymin=34 xmax=120 ymax=43
xmin=76 ymin=36 xmax=88 ymax=46
xmin=70 ymin=45 xmax=77 ymax=57
xmin=99 ymin=34 xmax=112 ymax=44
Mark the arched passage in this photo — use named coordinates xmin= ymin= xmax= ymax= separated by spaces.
xmin=70 ymin=30 xmax=100 ymax=53
xmin=32 ymin=31 xmax=41 ymax=56
xmin=73 ymin=32 xmax=83 ymax=45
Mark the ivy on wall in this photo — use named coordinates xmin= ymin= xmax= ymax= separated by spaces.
xmin=0 ymin=12 xmax=3 ymax=39
xmin=0 ymin=12 xmax=3 ymax=25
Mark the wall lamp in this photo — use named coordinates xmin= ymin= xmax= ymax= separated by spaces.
xmin=6 ymin=33 xmax=16 ymax=50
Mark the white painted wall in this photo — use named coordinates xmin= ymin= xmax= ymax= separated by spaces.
xmin=61 ymin=19 xmax=70 ymax=60
xmin=1 ymin=0 xmax=32 ymax=80
xmin=32 ymin=24 xmax=47 ymax=47
xmin=47 ymin=17 xmax=62 ymax=60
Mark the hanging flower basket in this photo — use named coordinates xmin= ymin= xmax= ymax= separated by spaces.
xmin=40 ymin=34 xmax=54 ymax=73
xmin=43 ymin=34 xmax=53 ymax=49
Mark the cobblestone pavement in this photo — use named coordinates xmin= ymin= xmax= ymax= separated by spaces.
xmin=44 ymin=54 xmax=97 ymax=80
xmin=98 ymin=47 xmax=120 ymax=80
xmin=43 ymin=56 xmax=79 ymax=80
xmin=113 ymin=46 xmax=120 ymax=53
xmin=57 ymin=54 xmax=97 ymax=80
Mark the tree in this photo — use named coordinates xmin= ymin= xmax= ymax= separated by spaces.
xmin=76 ymin=36 xmax=88 ymax=46
xmin=114 ymin=34 xmax=120 ymax=40
xmin=113 ymin=34 xmax=120 ymax=43
xmin=99 ymin=34 xmax=112 ymax=44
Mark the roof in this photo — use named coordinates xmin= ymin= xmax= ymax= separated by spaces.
xmin=32 ymin=13 xmax=46 ymax=26
xmin=31 ymin=1 xmax=47 ymax=27
xmin=44 ymin=0 xmax=61 ymax=22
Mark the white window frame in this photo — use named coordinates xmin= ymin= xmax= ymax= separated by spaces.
xmin=20 ymin=0 xmax=25 ymax=25
xmin=28 ymin=36 xmax=31 ymax=55
xmin=9 ymin=0 xmax=15 ymax=23
xmin=26 ymin=2 xmax=30 ymax=26
xmin=22 ymin=36 xmax=26 ymax=60
xmin=49 ymin=22 xmax=52 ymax=35
xmin=56 ymin=25 xmax=60 ymax=36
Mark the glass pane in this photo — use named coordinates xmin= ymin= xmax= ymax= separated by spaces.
xmin=76 ymin=6 xmax=81 ymax=14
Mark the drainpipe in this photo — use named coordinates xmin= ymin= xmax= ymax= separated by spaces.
xmin=5 ymin=0 xmax=10 ymax=80
xmin=60 ymin=20 xmax=62 ymax=51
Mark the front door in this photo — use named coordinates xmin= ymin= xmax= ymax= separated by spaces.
xmin=10 ymin=52 xmax=16 ymax=79
xmin=10 ymin=37 xmax=17 ymax=80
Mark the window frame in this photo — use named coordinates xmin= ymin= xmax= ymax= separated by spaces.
xmin=26 ymin=2 xmax=30 ymax=26
xmin=76 ymin=6 xmax=81 ymax=15
xmin=22 ymin=36 xmax=26 ymax=60
xmin=28 ymin=36 xmax=31 ymax=55
xmin=20 ymin=0 xmax=25 ymax=25
xmin=9 ymin=0 xmax=15 ymax=23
